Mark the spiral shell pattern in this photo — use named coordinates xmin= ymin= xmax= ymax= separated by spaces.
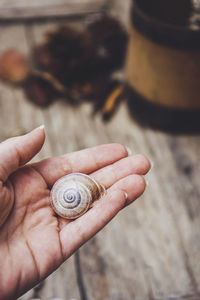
xmin=50 ymin=173 xmax=105 ymax=219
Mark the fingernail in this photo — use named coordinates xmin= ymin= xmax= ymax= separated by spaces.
xmin=125 ymin=146 xmax=132 ymax=156
xmin=150 ymin=159 xmax=154 ymax=170
xmin=124 ymin=191 xmax=128 ymax=199
xmin=39 ymin=124 xmax=45 ymax=130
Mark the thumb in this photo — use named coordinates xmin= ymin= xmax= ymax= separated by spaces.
xmin=0 ymin=125 xmax=45 ymax=182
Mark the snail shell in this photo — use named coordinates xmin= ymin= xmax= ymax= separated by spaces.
xmin=50 ymin=173 xmax=105 ymax=219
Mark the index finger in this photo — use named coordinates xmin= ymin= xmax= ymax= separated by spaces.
xmin=32 ymin=143 xmax=128 ymax=187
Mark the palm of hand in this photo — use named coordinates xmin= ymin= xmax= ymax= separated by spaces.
xmin=0 ymin=128 xmax=150 ymax=300
xmin=1 ymin=166 xmax=64 ymax=298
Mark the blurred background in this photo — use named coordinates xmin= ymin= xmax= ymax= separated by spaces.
xmin=0 ymin=0 xmax=200 ymax=299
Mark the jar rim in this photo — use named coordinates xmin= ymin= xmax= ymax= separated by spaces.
xmin=132 ymin=0 xmax=200 ymax=49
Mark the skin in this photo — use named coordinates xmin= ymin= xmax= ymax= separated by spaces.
xmin=0 ymin=127 xmax=150 ymax=300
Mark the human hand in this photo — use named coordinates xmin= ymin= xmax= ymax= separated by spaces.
xmin=0 ymin=127 xmax=150 ymax=300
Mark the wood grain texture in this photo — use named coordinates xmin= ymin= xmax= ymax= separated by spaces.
xmin=79 ymin=108 xmax=200 ymax=300
xmin=0 ymin=0 xmax=106 ymax=20
xmin=0 ymin=3 xmax=200 ymax=300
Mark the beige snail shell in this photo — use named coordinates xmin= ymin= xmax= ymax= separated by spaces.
xmin=50 ymin=173 xmax=105 ymax=219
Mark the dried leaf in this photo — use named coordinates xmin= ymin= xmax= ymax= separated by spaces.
xmin=0 ymin=49 xmax=29 ymax=83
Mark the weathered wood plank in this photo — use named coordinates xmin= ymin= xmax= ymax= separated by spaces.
xmin=1 ymin=10 xmax=200 ymax=300
xmin=0 ymin=0 xmax=106 ymax=20
xmin=23 ymin=18 xmax=200 ymax=299
xmin=78 ymin=105 xmax=200 ymax=299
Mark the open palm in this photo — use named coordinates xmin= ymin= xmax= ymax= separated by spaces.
xmin=0 ymin=127 xmax=150 ymax=300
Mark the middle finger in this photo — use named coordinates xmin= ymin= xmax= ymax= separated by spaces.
xmin=91 ymin=154 xmax=150 ymax=189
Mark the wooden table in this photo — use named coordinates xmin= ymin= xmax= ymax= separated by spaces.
xmin=0 ymin=6 xmax=200 ymax=300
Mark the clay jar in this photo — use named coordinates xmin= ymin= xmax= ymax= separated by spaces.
xmin=125 ymin=0 xmax=200 ymax=132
